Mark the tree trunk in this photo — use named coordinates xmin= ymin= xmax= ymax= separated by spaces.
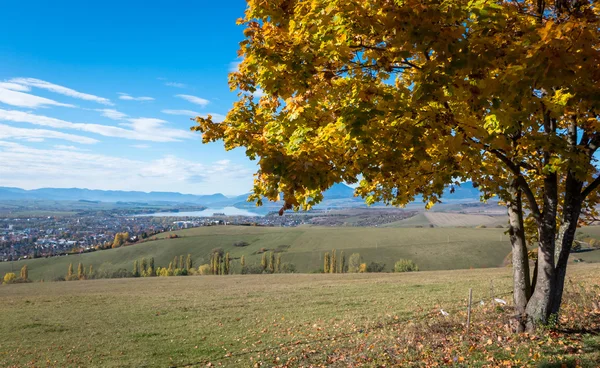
xmin=507 ymin=181 xmax=531 ymax=332
xmin=551 ymin=173 xmax=583 ymax=315
xmin=525 ymin=172 xmax=558 ymax=331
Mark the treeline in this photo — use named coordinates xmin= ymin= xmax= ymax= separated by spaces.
xmin=2 ymin=265 xmax=31 ymax=284
xmin=321 ymin=251 xmax=419 ymax=273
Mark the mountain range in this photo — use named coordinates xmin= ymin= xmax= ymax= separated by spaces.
xmin=0 ymin=182 xmax=483 ymax=208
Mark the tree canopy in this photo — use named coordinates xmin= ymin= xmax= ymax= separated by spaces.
xmin=193 ymin=0 xmax=600 ymax=330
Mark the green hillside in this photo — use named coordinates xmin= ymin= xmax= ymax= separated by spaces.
xmin=4 ymin=225 xmax=600 ymax=281
xmin=1 ymin=226 xmax=516 ymax=280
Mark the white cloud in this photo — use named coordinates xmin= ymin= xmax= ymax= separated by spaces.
xmin=0 ymin=142 xmax=253 ymax=194
xmin=95 ymin=108 xmax=127 ymax=120
xmin=9 ymin=78 xmax=113 ymax=105
xmin=175 ymin=94 xmax=210 ymax=107
xmin=118 ymin=93 xmax=154 ymax=101
xmin=0 ymin=82 xmax=31 ymax=92
xmin=54 ymin=145 xmax=87 ymax=151
xmin=131 ymin=144 xmax=150 ymax=149
xmin=161 ymin=109 xmax=200 ymax=116
xmin=165 ymin=82 xmax=186 ymax=88
xmin=0 ymin=109 xmax=193 ymax=142
xmin=0 ymin=86 xmax=75 ymax=109
xmin=0 ymin=124 xmax=98 ymax=144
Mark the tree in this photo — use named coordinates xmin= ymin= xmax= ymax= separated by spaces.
xmin=240 ymin=255 xmax=246 ymax=274
xmin=261 ymin=253 xmax=268 ymax=272
xmin=178 ymin=255 xmax=184 ymax=270
xmin=88 ymin=265 xmax=94 ymax=279
xmin=224 ymin=252 xmax=231 ymax=275
xmin=186 ymin=254 xmax=193 ymax=271
xmin=20 ymin=264 xmax=28 ymax=280
xmin=140 ymin=258 xmax=148 ymax=275
xmin=193 ymin=0 xmax=600 ymax=331
xmin=133 ymin=260 xmax=139 ymax=277
xmin=268 ymin=252 xmax=275 ymax=273
xmin=275 ymin=253 xmax=281 ymax=273
xmin=339 ymin=251 xmax=345 ymax=273
xmin=67 ymin=263 xmax=74 ymax=280
xmin=149 ymin=257 xmax=155 ymax=272
xmin=330 ymin=249 xmax=336 ymax=273
xmin=348 ymin=253 xmax=362 ymax=273
xmin=78 ymin=263 xmax=85 ymax=280
xmin=323 ymin=252 xmax=330 ymax=274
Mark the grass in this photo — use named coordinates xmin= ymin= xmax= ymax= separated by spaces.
xmin=0 ymin=264 xmax=598 ymax=367
xmin=1 ymin=226 xmax=517 ymax=280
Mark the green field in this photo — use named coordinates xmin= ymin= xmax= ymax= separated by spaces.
xmin=1 ymin=264 xmax=599 ymax=367
xmin=4 ymin=225 xmax=600 ymax=282
xmin=1 ymin=226 xmax=519 ymax=281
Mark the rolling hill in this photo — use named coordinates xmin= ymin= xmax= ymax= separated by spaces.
xmin=1 ymin=226 xmax=516 ymax=280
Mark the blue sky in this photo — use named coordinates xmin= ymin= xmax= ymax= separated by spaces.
xmin=0 ymin=0 xmax=256 ymax=195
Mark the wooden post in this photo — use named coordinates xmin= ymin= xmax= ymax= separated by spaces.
xmin=466 ymin=288 xmax=473 ymax=333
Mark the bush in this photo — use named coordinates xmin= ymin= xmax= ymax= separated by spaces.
xmin=244 ymin=264 xmax=265 ymax=274
xmin=280 ymin=263 xmax=296 ymax=273
xmin=3 ymin=272 xmax=16 ymax=284
xmin=198 ymin=264 xmax=211 ymax=275
xmin=366 ymin=262 xmax=385 ymax=273
xmin=359 ymin=263 xmax=367 ymax=273
xmin=348 ymin=253 xmax=361 ymax=273
xmin=394 ymin=259 xmax=419 ymax=272
xmin=233 ymin=241 xmax=250 ymax=247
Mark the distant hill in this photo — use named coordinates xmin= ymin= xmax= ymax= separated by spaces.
xmin=0 ymin=187 xmax=229 ymax=206
xmin=0 ymin=182 xmax=484 ymax=208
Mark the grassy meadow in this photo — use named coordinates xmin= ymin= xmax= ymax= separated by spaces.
xmin=1 ymin=264 xmax=599 ymax=367
xmin=0 ymin=226 xmax=518 ymax=281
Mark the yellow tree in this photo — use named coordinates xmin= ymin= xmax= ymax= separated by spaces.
xmin=20 ymin=264 xmax=28 ymax=280
xmin=193 ymin=0 xmax=600 ymax=331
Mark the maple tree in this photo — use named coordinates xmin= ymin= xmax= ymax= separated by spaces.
xmin=193 ymin=0 xmax=600 ymax=331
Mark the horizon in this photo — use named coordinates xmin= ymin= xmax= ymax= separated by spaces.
xmin=0 ymin=1 xmax=255 ymax=196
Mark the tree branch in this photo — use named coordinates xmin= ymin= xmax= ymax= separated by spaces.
xmin=490 ymin=149 xmax=542 ymax=221
xmin=582 ymin=176 xmax=600 ymax=199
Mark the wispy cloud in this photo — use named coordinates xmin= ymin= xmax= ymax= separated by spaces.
xmin=0 ymin=142 xmax=253 ymax=194
xmin=118 ymin=93 xmax=154 ymax=101
xmin=165 ymin=82 xmax=186 ymax=88
xmin=53 ymin=145 xmax=87 ymax=151
xmin=0 ymin=86 xmax=75 ymax=109
xmin=0 ymin=109 xmax=193 ymax=142
xmin=175 ymin=94 xmax=209 ymax=107
xmin=95 ymin=108 xmax=127 ymax=120
xmin=9 ymin=78 xmax=113 ymax=105
xmin=0 ymin=124 xmax=98 ymax=144
xmin=161 ymin=109 xmax=200 ymax=116
xmin=131 ymin=144 xmax=150 ymax=149
xmin=0 ymin=82 xmax=31 ymax=92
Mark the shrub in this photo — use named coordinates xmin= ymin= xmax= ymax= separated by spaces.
xmin=590 ymin=239 xmax=600 ymax=248
xmin=281 ymin=263 xmax=296 ymax=273
xmin=367 ymin=262 xmax=386 ymax=273
xmin=359 ymin=263 xmax=367 ymax=273
xmin=233 ymin=241 xmax=250 ymax=247
xmin=198 ymin=264 xmax=211 ymax=275
xmin=244 ymin=264 xmax=265 ymax=274
xmin=394 ymin=259 xmax=419 ymax=272
xmin=261 ymin=253 xmax=268 ymax=271
xmin=211 ymin=248 xmax=224 ymax=257
xmin=348 ymin=253 xmax=361 ymax=273
xmin=3 ymin=272 xmax=16 ymax=284
xmin=323 ymin=252 xmax=330 ymax=273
